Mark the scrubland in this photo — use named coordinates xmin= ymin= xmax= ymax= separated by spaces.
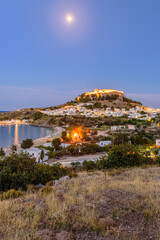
xmin=0 ymin=167 xmax=160 ymax=240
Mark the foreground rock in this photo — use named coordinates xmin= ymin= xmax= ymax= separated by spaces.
xmin=53 ymin=176 xmax=70 ymax=185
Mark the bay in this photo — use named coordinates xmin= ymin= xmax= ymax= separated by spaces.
xmin=0 ymin=124 xmax=53 ymax=148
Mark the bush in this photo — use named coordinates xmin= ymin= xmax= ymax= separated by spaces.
xmin=0 ymin=153 xmax=69 ymax=191
xmin=155 ymin=155 xmax=160 ymax=165
xmin=47 ymin=151 xmax=55 ymax=159
xmin=0 ymin=189 xmax=23 ymax=201
xmin=21 ymin=138 xmax=34 ymax=149
xmin=0 ymin=148 xmax=5 ymax=157
xmin=83 ymin=160 xmax=97 ymax=171
xmin=105 ymin=144 xmax=145 ymax=168
xmin=114 ymin=133 xmax=129 ymax=145
xmin=52 ymin=138 xmax=61 ymax=151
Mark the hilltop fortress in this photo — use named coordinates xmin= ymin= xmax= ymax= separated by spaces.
xmin=76 ymin=89 xmax=125 ymax=102
xmin=86 ymin=89 xmax=124 ymax=96
xmin=85 ymin=89 xmax=125 ymax=97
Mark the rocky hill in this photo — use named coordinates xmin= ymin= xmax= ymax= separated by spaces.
xmin=0 ymin=89 xmax=143 ymax=124
xmin=74 ymin=89 xmax=142 ymax=109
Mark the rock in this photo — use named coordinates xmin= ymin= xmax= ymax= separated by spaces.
xmin=55 ymin=230 xmax=71 ymax=240
xmin=38 ymin=183 xmax=44 ymax=189
xmin=59 ymin=176 xmax=70 ymax=181
xmin=54 ymin=180 xmax=59 ymax=186
xmin=53 ymin=176 xmax=70 ymax=186
xmin=99 ymin=216 xmax=116 ymax=228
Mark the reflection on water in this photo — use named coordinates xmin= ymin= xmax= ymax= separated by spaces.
xmin=0 ymin=125 xmax=53 ymax=148
xmin=15 ymin=124 xmax=18 ymax=145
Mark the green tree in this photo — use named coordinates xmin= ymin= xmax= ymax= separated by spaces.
xmin=0 ymin=148 xmax=5 ymax=157
xmin=106 ymin=144 xmax=145 ymax=168
xmin=21 ymin=138 xmax=34 ymax=149
xmin=40 ymin=150 xmax=44 ymax=162
xmin=52 ymin=138 xmax=61 ymax=151
xmin=47 ymin=151 xmax=55 ymax=159
xmin=10 ymin=145 xmax=17 ymax=153
xmin=0 ymin=153 xmax=68 ymax=191
xmin=83 ymin=160 xmax=97 ymax=171
xmin=61 ymin=131 xmax=68 ymax=142
xmin=114 ymin=133 xmax=129 ymax=145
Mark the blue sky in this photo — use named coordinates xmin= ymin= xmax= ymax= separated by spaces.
xmin=0 ymin=0 xmax=160 ymax=110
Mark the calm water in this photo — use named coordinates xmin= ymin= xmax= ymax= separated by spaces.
xmin=0 ymin=125 xmax=53 ymax=148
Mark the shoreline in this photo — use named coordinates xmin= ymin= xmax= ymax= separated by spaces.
xmin=3 ymin=126 xmax=63 ymax=155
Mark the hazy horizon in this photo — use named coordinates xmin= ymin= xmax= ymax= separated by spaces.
xmin=1 ymin=87 xmax=160 ymax=111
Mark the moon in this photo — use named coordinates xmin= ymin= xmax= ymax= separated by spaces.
xmin=66 ymin=15 xmax=73 ymax=23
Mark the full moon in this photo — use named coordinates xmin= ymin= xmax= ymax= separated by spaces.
xmin=66 ymin=15 xmax=73 ymax=23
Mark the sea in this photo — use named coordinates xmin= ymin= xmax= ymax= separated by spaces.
xmin=0 ymin=124 xmax=53 ymax=148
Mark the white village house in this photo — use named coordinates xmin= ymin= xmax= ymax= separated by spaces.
xmin=156 ymin=139 xmax=160 ymax=147
xmin=128 ymin=125 xmax=136 ymax=130
xmin=24 ymin=148 xmax=49 ymax=163
xmin=97 ymin=141 xmax=112 ymax=147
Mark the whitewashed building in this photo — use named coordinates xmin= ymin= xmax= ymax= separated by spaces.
xmin=128 ymin=125 xmax=136 ymax=130
xmin=156 ymin=139 xmax=160 ymax=147
xmin=24 ymin=148 xmax=49 ymax=163
xmin=97 ymin=141 xmax=112 ymax=147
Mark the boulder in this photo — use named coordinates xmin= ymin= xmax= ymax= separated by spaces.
xmin=38 ymin=183 xmax=44 ymax=189
xmin=59 ymin=176 xmax=70 ymax=181
xmin=53 ymin=176 xmax=70 ymax=186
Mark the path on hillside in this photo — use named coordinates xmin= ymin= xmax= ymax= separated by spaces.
xmin=49 ymin=152 xmax=106 ymax=167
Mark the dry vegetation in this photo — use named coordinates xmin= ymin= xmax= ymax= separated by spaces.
xmin=0 ymin=167 xmax=160 ymax=240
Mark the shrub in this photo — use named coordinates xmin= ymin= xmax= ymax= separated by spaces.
xmin=52 ymin=138 xmax=61 ymax=151
xmin=0 ymin=189 xmax=23 ymax=201
xmin=21 ymin=138 xmax=34 ymax=149
xmin=106 ymin=144 xmax=145 ymax=168
xmin=71 ymin=162 xmax=82 ymax=171
xmin=0 ymin=153 xmax=69 ymax=191
xmin=0 ymin=148 xmax=5 ymax=157
xmin=155 ymin=155 xmax=160 ymax=165
xmin=47 ymin=151 xmax=55 ymax=159
xmin=114 ymin=133 xmax=129 ymax=145
xmin=83 ymin=160 xmax=97 ymax=171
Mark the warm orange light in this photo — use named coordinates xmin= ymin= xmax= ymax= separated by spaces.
xmin=15 ymin=124 xmax=18 ymax=145
xmin=68 ymin=127 xmax=88 ymax=143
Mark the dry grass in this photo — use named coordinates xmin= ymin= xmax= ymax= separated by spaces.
xmin=0 ymin=167 xmax=160 ymax=240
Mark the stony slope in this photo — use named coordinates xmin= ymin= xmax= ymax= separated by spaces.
xmin=0 ymin=167 xmax=159 ymax=240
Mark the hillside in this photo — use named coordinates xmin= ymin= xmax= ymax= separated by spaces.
xmin=74 ymin=89 xmax=142 ymax=109
xmin=0 ymin=88 xmax=145 ymax=128
xmin=0 ymin=167 xmax=160 ymax=240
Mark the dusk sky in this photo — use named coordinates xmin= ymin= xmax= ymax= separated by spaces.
xmin=0 ymin=0 xmax=160 ymax=110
